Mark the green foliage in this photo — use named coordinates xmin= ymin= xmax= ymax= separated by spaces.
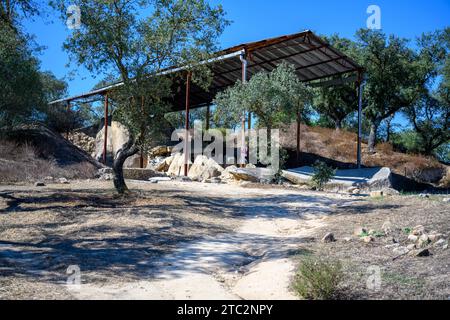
xmin=313 ymin=35 xmax=358 ymax=130
xmin=311 ymin=161 xmax=336 ymax=190
xmin=214 ymin=63 xmax=314 ymax=131
xmin=294 ymin=257 xmax=343 ymax=300
xmin=403 ymin=28 xmax=450 ymax=156
xmin=0 ymin=21 xmax=50 ymax=128
xmin=355 ymin=29 xmax=420 ymax=152
xmin=434 ymin=143 xmax=450 ymax=163
xmin=54 ymin=0 xmax=229 ymax=150
xmin=403 ymin=227 xmax=412 ymax=235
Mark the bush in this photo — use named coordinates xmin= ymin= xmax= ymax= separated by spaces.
xmin=294 ymin=257 xmax=343 ymax=300
xmin=311 ymin=161 xmax=336 ymax=190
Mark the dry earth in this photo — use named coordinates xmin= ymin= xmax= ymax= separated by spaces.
xmin=0 ymin=180 xmax=448 ymax=300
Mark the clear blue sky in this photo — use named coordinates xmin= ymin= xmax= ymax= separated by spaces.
xmin=25 ymin=0 xmax=450 ymax=97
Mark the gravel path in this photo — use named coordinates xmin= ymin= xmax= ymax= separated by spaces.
xmin=65 ymin=181 xmax=353 ymax=300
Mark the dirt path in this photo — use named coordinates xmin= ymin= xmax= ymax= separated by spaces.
xmin=70 ymin=181 xmax=352 ymax=300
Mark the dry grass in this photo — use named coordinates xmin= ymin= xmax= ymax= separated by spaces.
xmin=0 ymin=181 xmax=243 ymax=299
xmin=0 ymin=140 xmax=97 ymax=183
xmin=299 ymin=195 xmax=450 ymax=300
xmin=280 ymin=123 xmax=447 ymax=184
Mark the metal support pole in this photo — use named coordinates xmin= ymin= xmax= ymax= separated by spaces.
xmin=66 ymin=101 xmax=71 ymax=140
xmin=205 ymin=104 xmax=210 ymax=131
xmin=357 ymin=72 xmax=364 ymax=169
xmin=140 ymin=96 xmax=144 ymax=169
xmin=240 ymin=52 xmax=248 ymax=167
xmin=103 ymin=93 xmax=109 ymax=165
xmin=296 ymin=111 xmax=301 ymax=166
xmin=184 ymin=72 xmax=191 ymax=176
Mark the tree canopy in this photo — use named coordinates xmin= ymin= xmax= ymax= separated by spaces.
xmin=53 ymin=0 xmax=229 ymax=193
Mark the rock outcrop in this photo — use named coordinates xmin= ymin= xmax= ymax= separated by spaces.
xmin=187 ymin=155 xmax=224 ymax=181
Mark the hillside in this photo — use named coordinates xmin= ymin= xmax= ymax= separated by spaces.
xmin=280 ymin=123 xmax=449 ymax=188
xmin=0 ymin=123 xmax=103 ymax=183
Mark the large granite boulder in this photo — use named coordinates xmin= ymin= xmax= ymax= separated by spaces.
xmin=282 ymin=166 xmax=394 ymax=191
xmin=187 ymin=155 xmax=224 ymax=181
xmin=227 ymin=167 xmax=276 ymax=184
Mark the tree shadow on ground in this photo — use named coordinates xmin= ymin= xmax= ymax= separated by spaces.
xmin=0 ymin=186 xmax=406 ymax=285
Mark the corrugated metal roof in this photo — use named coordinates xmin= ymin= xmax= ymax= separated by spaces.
xmin=50 ymin=30 xmax=363 ymax=111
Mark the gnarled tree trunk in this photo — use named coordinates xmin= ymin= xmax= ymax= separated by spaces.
xmin=113 ymin=135 xmax=139 ymax=194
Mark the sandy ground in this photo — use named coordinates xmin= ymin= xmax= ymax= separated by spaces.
xmin=0 ymin=180 xmax=351 ymax=300
xmin=0 ymin=180 xmax=449 ymax=300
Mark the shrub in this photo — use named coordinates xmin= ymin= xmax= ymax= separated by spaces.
xmin=311 ymin=161 xmax=336 ymax=190
xmin=294 ymin=257 xmax=344 ymax=300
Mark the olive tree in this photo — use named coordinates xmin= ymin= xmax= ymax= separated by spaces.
xmin=356 ymin=29 xmax=419 ymax=153
xmin=53 ymin=0 xmax=229 ymax=194
xmin=214 ymin=63 xmax=313 ymax=136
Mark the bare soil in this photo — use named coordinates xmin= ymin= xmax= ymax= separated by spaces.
xmin=0 ymin=180 xmax=448 ymax=300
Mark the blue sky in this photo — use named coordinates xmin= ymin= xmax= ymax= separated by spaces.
xmin=24 ymin=0 xmax=450 ymax=98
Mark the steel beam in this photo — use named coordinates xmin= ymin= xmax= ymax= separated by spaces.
xmin=240 ymin=52 xmax=248 ymax=167
xmin=296 ymin=111 xmax=301 ymax=166
xmin=357 ymin=72 xmax=364 ymax=169
xmin=103 ymin=94 xmax=109 ymax=165
xmin=184 ymin=72 xmax=191 ymax=176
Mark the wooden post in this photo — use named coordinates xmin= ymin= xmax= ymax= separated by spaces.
xmin=296 ymin=111 xmax=301 ymax=166
xmin=184 ymin=72 xmax=191 ymax=176
xmin=357 ymin=72 xmax=363 ymax=169
xmin=103 ymin=93 xmax=109 ymax=165
xmin=66 ymin=101 xmax=71 ymax=140
xmin=205 ymin=104 xmax=210 ymax=131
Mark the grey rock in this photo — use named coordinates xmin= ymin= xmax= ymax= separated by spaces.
xmin=393 ymin=246 xmax=410 ymax=255
xmin=321 ymin=233 xmax=336 ymax=243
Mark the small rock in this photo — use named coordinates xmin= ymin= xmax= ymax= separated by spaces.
xmin=352 ymin=188 xmax=361 ymax=195
xmin=419 ymin=193 xmax=430 ymax=198
xmin=411 ymin=225 xmax=425 ymax=236
xmin=368 ymin=229 xmax=376 ymax=235
xmin=343 ymin=237 xmax=352 ymax=242
xmin=407 ymin=234 xmax=418 ymax=242
xmin=433 ymin=239 xmax=447 ymax=248
xmin=382 ymin=188 xmax=400 ymax=196
xmin=44 ymin=176 xmax=53 ymax=181
xmin=370 ymin=190 xmax=384 ymax=198
xmin=443 ymin=244 xmax=448 ymax=250
xmin=407 ymin=244 xmax=416 ymax=251
xmin=428 ymin=233 xmax=443 ymax=242
xmin=381 ymin=221 xmax=393 ymax=234
xmin=362 ymin=236 xmax=374 ymax=243
xmin=346 ymin=187 xmax=358 ymax=194
xmin=393 ymin=246 xmax=409 ymax=255
xmin=321 ymin=233 xmax=336 ymax=243
xmin=443 ymin=198 xmax=450 ymax=203
xmin=385 ymin=243 xmax=400 ymax=249
xmin=34 ymin=182 xmax=45 ymax=187
xmin=414 ymin=248 xmax=431 ymax=257
xmin=58 ymin=178 xmax=69 ymax=184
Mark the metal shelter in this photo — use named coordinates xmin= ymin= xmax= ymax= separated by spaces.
xmin=49 ymin=30 xmax=365 ymax=172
